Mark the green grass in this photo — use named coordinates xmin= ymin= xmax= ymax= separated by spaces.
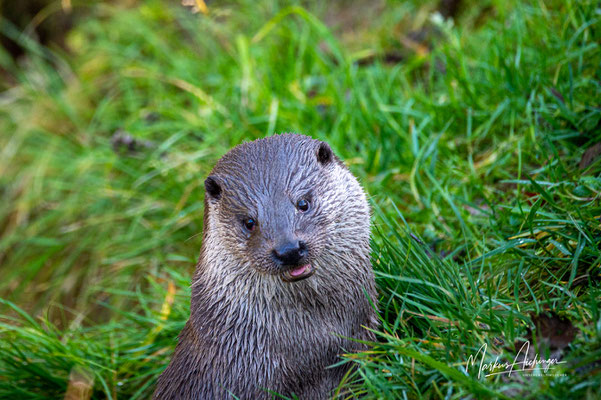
xmin=1 ymin=0 xmax=600 ymax=398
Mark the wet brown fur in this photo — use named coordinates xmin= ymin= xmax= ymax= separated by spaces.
xmin=153 ymin=134 xmax=378 ymax=399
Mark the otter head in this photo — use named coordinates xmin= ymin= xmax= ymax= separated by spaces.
xmin=201 ymin=134 xmax=364 ymax=284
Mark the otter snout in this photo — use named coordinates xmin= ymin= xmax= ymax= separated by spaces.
xmin=271 ymin=240 xmax=308 ymax=266
xmin=271 ymin=239 xmax=315 ymax=283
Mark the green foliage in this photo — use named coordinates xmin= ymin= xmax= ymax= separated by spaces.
xmin=0 ymin=0 xmax=600 ymax=398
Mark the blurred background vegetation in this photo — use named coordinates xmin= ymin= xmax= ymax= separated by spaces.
xmin=0 ymin=0 xmax=600 ymax=398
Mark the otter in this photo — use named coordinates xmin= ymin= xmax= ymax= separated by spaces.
xmin=153 ymin=134 xmax=378 ymax=400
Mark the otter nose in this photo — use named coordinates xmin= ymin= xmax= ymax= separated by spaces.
xmin=272 ymin=240 xmax=307 ymax=266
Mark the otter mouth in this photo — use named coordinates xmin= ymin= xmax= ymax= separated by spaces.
xmin=280 ymin=264 xmax=315 ymax=283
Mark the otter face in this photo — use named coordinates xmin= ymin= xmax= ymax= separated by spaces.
xmin=202 ymin=135 xmax=343 ymax=283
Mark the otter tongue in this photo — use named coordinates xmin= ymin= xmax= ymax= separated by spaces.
xmin=289 ymin=264 xmax=309 ymax=277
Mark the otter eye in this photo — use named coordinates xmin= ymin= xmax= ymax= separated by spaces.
xmin=243 ymin=217 xmax=256 ymax=231
xmin=296 ymin=199 xmax=310 ymax=212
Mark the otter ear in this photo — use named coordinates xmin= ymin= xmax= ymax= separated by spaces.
xmin=204 ymin=176 xmax=222 ymax=201
xmin=317 ymin=142 xmax=333 ymax=165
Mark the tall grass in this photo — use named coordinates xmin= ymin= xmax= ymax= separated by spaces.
xmin=0 ymin=0 xmax=599 ymax=398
